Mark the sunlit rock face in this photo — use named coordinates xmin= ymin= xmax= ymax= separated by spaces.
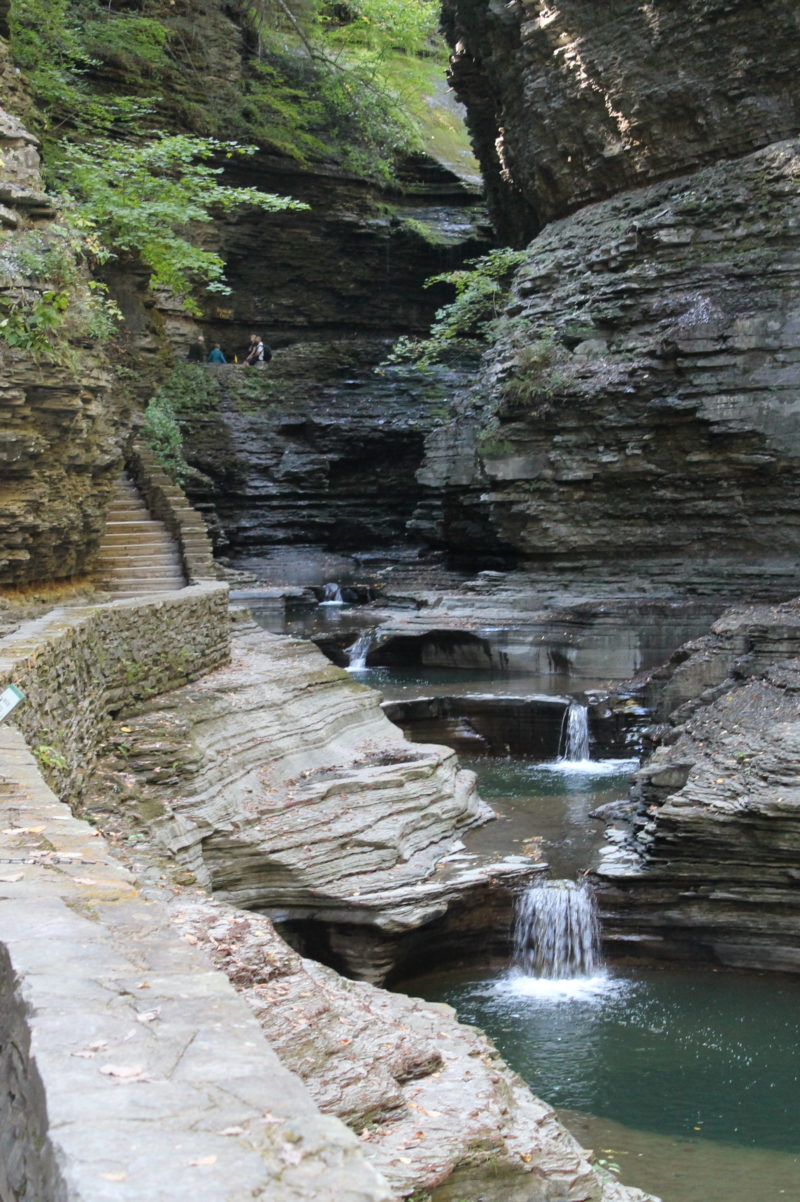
xmin=414 ymin=0 xmax=800 ymax=597
xmin=414 ymin=140 xmax=800 ymax=595
xmin=441 ymin=0 xmax=800 ymax=241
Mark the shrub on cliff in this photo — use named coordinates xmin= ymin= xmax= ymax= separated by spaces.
xmin=387 ymin=247 xmax=528 ymax=367
xmin=55 ymin=134 xmax=307 ymax=310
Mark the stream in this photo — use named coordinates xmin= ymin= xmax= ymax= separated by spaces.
xmin=240 ymin=565 xmax=800 ymax=1202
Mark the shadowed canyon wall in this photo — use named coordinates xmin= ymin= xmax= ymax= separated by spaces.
xmin=441 ymin=0 xmax=800 ymax=241
xmin=417 ymin=0 xmax=800 ymax=594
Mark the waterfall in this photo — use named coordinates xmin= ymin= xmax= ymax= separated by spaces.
xmin=560 ymin=701 xmax=591 ymax=762
xmin=321 ymin=581 xmax=344 ymax=605
xmin=346 ymin=631 xmax=373 ymax=671
xmin=513 ymin=880 xmax=600 ymax=979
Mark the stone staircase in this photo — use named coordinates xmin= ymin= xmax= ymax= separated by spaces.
xmin=95 ymin=475 xmax=187 ymax=598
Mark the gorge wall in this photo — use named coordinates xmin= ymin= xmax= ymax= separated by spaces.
xmin=0 ymin=71 xmax=133 ymax=584
xmin=441 ymin=0 xmax=800 ymax=239
xmin=0 ymin=1 xmax=490 ymax=583
xmin=416 ymin=0 xmax=800 ymax=595
xmin=593 ymin=597 xmax=800 ymax=972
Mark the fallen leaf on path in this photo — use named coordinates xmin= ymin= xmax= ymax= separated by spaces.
xmin=135 ymin=1008 xmax=161 ymax=1024
xmin=100 ymin=1064 xmax=144 ymax=1079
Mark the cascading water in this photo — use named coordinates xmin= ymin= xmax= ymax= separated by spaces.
xmin=346 ymin=630 xmax=374 ymax=671
xmin=560 ymin=701 xmax=591 ymax=762
xmin=321 ymin=581 xmax=344 ymax=605
xmin=512 ymin=880 xmax=600 ymax=979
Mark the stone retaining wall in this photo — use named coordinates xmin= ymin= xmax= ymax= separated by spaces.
xmin=0 ymin=583 xmax=230 ymax=798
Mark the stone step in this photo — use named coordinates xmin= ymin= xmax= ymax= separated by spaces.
xmin=99 ymin=552 xmax=183 ymax=568
xmin=99 ymin=564 xmax=185 ymax=582
xmin=105 ymin=506 xmax=152 ymax=521
xmin=95 ymin=473 xmax=188 ymax=596
xmin=99 ymin=531 xmax=176 ymax=546
xmin=101 ymin=519 xmax=171 ymax=536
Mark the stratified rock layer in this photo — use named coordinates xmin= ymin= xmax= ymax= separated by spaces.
xmin=414 ymin=141 xmax=800 ymax=595
xmin=593 ymin=598 xmax=800 ymax=971
xmin=180 ymin=348 xmax=476 ymax=556
xmin=171 ymin=895 xmax=656 ymax=1202
xmin=441 ymin=0 xmax=800 ymax=239
xmin=85 ymin=620 xmax=539 ymax=983
xmin=0 ymin=92 xmax=132 ymax=583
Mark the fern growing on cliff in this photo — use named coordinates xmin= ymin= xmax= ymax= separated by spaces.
xmin=387 ymin=247 xmax=528 ymax=367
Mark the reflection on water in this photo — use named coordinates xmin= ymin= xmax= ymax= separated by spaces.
xmin=348 ymin=664 xmax=599 ymax=699
xmin=559 ymin=1109 xmax=800 ymax=1202
xmin=402 ymin=964 xmax=800 ymax=1202
xmin=464 ymin=757 xmax=638 ymax=878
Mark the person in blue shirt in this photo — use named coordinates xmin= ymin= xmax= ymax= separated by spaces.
xmin=207 ymin=343 xmax=227 ymax=364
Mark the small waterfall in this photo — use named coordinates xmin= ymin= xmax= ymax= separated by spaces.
xmin=513 ymin=880 xmax=600 ymax=979
xmin=321 ymin=582 xmax=344 ymax=605
xmin=346 ymin=630 xmax=374 ymax=671
xmin=560 ymin=701 xmax=591 ymax=762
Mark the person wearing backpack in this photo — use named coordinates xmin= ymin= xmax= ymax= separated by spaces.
xmin=244 ymin=333 xmax=272 ymax=366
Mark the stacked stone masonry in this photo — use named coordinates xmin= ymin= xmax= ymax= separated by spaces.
xmin=0 ymin=583 xmax=230 ymax=798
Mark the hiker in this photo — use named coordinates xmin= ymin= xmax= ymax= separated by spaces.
xmin=244 ymin=333 xmax=272 ymax=366
xmin=187 ymin=334 xmax=205 ymax=362
xmin=207 ymin=343 xmax=227 ymax=364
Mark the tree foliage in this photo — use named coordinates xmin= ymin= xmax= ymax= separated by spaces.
xmin=236 ymin=0 xmax=447 ymax=177
xmin=55 ymin=135 xmax=307 ymax=306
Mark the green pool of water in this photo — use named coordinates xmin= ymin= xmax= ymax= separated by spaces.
xmin=402 ymin=964 xmax=800 ymax=1201
xmin=412 ymin=965 xmax=800 ymax=1151
xmin=465 ymin=756 xmax=638 ymax=878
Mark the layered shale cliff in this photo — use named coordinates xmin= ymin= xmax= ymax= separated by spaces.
xmin=593 ymin=598 xmax=800 ymax=972
xmin=441 ymin=0 xmax=800 ymax=240
xmin=0 ymin=82 xmax=133 ymax=584
xmin=417 ymin=0 xmax=800 ymax=596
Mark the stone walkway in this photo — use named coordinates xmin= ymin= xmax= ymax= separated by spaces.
xmin=0 ymin=726 xmax=390 ymax=1202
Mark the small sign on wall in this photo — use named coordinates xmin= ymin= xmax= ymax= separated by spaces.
xmin=0 ymin=684 xmax=24 ymax=724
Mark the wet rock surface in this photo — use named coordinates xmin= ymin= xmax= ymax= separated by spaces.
xmin=305 ymin=578 xmax=723 ymax=686
xmin=593 ymin=597 xmax=800 ymax=971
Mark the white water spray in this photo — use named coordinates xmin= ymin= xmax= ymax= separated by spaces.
xmin=346 ymin=631 xmax=374 ymax=671
xmin=321 ymin=582 xmax=344 ymax=605
xmin=513 ymin=880 xmax=600 ymax=979
xmin=560 ymin=701 xmax=591 ymax=762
